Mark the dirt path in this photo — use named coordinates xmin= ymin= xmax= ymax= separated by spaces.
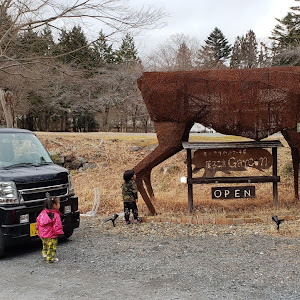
xmin=1 ymin=216 xmax=300 ymax=300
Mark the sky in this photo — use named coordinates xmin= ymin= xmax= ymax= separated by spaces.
xmin=129 ymin=0 xmax=296 ymax=58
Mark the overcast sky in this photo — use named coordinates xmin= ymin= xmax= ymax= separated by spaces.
xmin=129 ymin=0 xmax=296 ymax=57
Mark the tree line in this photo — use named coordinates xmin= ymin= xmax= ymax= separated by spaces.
xmin=0 ymin=0 xmax=163 ymax=132
xmin=1 ymin=0 xmax=300 ymax=132
xmin=146 ymin=2 xmax=300 ymax=71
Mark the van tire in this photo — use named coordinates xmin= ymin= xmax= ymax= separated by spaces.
xmin=63 ymin=229 xmax=74 ymax=240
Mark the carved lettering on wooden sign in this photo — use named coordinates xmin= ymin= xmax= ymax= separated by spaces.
xmin=192 ymin=148 xmax=272 ymax=177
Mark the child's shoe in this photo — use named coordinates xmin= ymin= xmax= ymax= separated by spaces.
xmin=125 ymin=221 xmax=131 ymax=225
xmin=47 ymin=258 xmax=59 ymax=263
xmin=47 ymin=257 xmax=59 ymax=264
xmin=133 ymin=218 xmax=141 ymax=223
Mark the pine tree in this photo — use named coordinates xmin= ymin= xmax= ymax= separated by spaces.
xmin=55 ymin=26 xmax=94 ymax=69
xmin=241 ymin=30 xmax=257 ymax=68
xmin=200 ymin=27 xmax=231 ymax=67
xmin=271 ymin=1 xmax=300 ymax=47
xmin=15 ymin=26 xmax=45 ymax=58
xmin=257 ymin=42 xmax=272 ymax=68
xmin=230 ymin=30 xmax=258 ymax=69
xmin=196 ymin=27 xmax=231 ymax=69
xmin=0 ymin=4 xmax=15 ymax=57
xmin=39 ymin=26 xmax=55 ymax=57
xmin=175 ymin=42 xmax=193 ymax=70
xmin=230 ymin=36 xmax=242 ymax=68
xmin=115 ymin=33 xmax=140 ymax=64
xmin=270 ymin=0 xmax=300 ymax=65
xmin=92 ymin=30 xmax=115 ymax=66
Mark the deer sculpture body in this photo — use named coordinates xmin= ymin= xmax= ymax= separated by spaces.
xmin=133 ymin=67 xmax=300 ymax=215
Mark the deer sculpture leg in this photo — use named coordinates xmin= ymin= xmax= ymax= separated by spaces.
xmin=133 ymin=121 xmax=192 ymax=215
xmin=142 ymin=169 xmax=154 ymax=199
xmin=282 ymin=129 xmax=300 ymax=201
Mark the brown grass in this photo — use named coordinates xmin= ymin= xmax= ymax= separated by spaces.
xmin=36 ymin=132 xmax=300 ymax=219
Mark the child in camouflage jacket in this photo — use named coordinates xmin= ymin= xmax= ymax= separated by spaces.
xmin=121 ymin=170 xmax=140 ymax=224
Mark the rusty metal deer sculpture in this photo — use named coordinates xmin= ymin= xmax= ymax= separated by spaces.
xmin=133 ymin=67 xmax=300 ymax=215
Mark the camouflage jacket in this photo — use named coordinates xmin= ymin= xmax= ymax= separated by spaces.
xmin=121 ymin=180 xmax=138 ymax=202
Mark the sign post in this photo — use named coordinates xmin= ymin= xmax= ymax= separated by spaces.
xmin=183 ymin=140 xmax=283 ymax=212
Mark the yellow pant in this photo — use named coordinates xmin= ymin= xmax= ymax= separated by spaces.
xmin=41 ymin=238 xmax=58 ymax=263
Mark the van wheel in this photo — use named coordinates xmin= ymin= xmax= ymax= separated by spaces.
xmin=63 ymin=229 xmax=74 ymax=240
xmin=0 ymin=230 xmax=6 ymax=258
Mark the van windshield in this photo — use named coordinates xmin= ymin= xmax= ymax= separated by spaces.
xmin=0 ymin=132 xmax=53 ymax=168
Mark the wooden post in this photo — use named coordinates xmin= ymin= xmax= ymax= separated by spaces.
xmin=272 ymin=147 xmax=278 ymax=206
xmin=187 ymin=148 xmax=193 ymax=213
xmin=182 ymin=141 xmax=282 ymax=212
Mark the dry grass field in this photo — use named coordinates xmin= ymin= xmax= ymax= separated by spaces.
xmin=36 ymin=131 xmax=300 ymax=220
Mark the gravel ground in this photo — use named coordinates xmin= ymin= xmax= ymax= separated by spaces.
xmin=1 ymin=215 xmax=300 ymax=300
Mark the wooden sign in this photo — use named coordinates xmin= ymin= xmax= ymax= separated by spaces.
xmin=192 ymin=148 xmax=272 ymax=177
xmin=212 ymin=186 xmax=256 ymax=199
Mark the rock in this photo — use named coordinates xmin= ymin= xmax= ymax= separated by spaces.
xmin=130 ymin=146 xmax=141 ymax=151
xmin=78 ymin=156 xmax=87 ymax=164
xmin=82 ymin=163 xmax=90 ymax=170
xmin=65 ymin=159 xmax=82 ymax=170
xmin=160 ymin=164 xmax=180 ymax=175
xmin=144 ymin=144 xmax=158 ymax=151
xmin=65 ymin=155 xmax=76 ymax=162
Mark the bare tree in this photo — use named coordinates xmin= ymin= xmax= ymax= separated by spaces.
xmin=0 ymin=0 xmax=165 ymax=74
xmin=0 ymin=0 xmax=165 ymax=127
xmin=144 ymin=34 xmax=200 ymax=71
xmin=0 ymin=87 xmax=14 ymax=127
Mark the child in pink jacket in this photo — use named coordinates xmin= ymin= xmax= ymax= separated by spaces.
xmin=36 ymin=196 xmax=64 ymax=263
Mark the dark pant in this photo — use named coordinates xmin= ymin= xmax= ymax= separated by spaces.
xmin=124 ymin=201 xmax=138 ymax=221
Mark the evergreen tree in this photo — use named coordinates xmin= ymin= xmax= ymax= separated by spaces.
xmin=115 ymin=33 xmax=140 ymax=64
xmin=175 ymin=42 xmax=193 ymax=70
xmin=15 ymin=27 xmax=45 ymax=58
xmin=198 ymin=27 xmax=231 ymax=68
xmin=230 ymin=30 xmax=258 ymax=69
xmin=271 ymin=1 xmax=300 ymax=47
xmin=39 ymin=26 xmax=55 ymax=57
xmin=55 ymin=26 xmax=94 ymax=69
xmin=241 ymin=30 xmax=257 ymax=68
xmin=0 ymin=4 xmax=15 ymax=57
xmin=230 ymin=36 xmax=242 ymax=68
xmin=270 ymin=0 xmax=300 ymax=65
xmin=92 ymin=30 xmax=115 ymax=65
xmin=257 ymin=42 xmax=272 ymax=68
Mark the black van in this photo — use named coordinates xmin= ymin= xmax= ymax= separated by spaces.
xmin=0 ymin=128 xmax=80 ymax=256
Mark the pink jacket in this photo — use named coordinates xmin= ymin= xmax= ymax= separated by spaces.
xmin=36 ymin=208 xmax=64 ymax=239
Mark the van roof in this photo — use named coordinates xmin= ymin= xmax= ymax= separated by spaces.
xmin=0 ymin=128 xmax=33 ymax=134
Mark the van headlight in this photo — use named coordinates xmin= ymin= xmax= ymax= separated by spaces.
xmin=0 ymin=182 xmax=19 ymax=205
xmin=68 ymin=175 xmax=74 ymax=195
